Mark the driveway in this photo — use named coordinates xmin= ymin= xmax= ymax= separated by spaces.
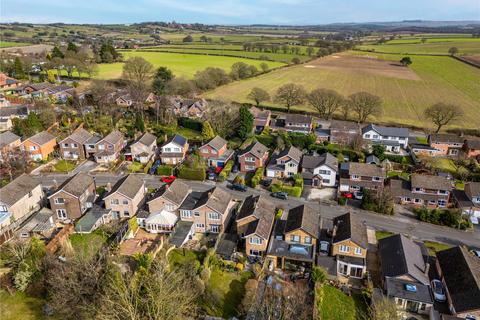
xmin=304 ymin=187 xmax=336 ymax=201
xmin=71 ymin=160 xmax=98 ymax=174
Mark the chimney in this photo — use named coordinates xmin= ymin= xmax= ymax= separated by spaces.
xmin=106 ymin=182 xmax=112 ymax=192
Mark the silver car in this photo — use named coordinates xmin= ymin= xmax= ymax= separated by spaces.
xmin=431 ymin=279 xmax=446 ymax=302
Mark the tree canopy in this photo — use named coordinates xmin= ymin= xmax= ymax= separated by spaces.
xmin=424 ymin=102 xmax=463 ymax=133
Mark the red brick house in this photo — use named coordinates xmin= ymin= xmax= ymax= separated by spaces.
xmin=237 ymin=141 xmax=269 ymax=173
xmin=199 ymin=135 xmax=234 ymax=168
xmin=428 ymin=134 xmax=463 ymax=157
xmin=464 ymin=138 xmax=480 ymax=160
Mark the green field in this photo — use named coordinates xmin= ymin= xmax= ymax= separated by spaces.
xmin=0 ymin=41 xmax=29 ymax=48
xmin=204 ymin=51 xmax=480 ymax=129
xmin=96 ymin=50 xmax=286 ymax=79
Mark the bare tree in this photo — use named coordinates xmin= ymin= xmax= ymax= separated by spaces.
xmin=370 ymin=297 xmax=400 ymax=320
xmin=247 ymin=87 xmax=270 ymax=107
xmin=349 ymin=92 xmax=382 ymax=123
xmin=274 ymin=83 xmax=306 ymax=113
xmin=307 ymin=88 xmax=344 ymax=119
xmin=122 ymin=56 xmax=154 ymax=85
xmin=87 ymin=80 xmax=115 ymax=114
xmin=204 ymin=102 xmax=239 ymax=137
xmin=424 ymin=102 xmax=463 ymax=133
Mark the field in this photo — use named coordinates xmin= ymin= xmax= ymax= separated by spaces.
xmin=205 ymin=52 xmax=480 ymax=129
xmin=96 ymin=50 xmax=286 ymax=79
xmin=0 ymin=41 xmax=29 ymax=48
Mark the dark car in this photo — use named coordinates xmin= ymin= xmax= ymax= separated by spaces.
xmin=229 ymin=183 xmax=247 ymax=192
xmin=232 ymin=165 xmax=239 ymax=173
xmin=270 ymin=192 xmax=288 ymax=200
xmin=207 ymin=172 xmax=216 ymax=181
xmin=149 ymin=160 xmax=161 ymax=175
xmin=261 ymin=179 xmax=272 ymax=187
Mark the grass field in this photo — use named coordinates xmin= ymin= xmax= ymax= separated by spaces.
xmin=204 ymin=51 xmax=480 ymax=129
xmin=316 ymin=285 xmax=367 ymax=320
xmin=96 ymin=51 xmax=286 ymax=79
xmin=0 ymin=41 xmax=30 ymax=48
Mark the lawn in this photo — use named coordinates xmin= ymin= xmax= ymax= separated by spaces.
xmin=316 ymin=285 xmax=367 ymax=320
xmin=69 ymin=229 xmax=108 ymax=259
xmin=375 ymin=230 xmax=394 ymax=240
xmin=204 ymin=51 xmax=480 ymax=129
xmin=387 ymin=171 xmax=410 ymax=180
xmin=168 ymin=248 xmax=206 ymax=268
xmin=53 ymin=160 xmax=77 ymax=173
xmin=424 ymin=241 xmax=452 ymax=256
xmin=426 ymin=158 xmax=457 ymax=173
xmin=0 ymin=41 xmax=30 ymax=48
xmin=127 ymin=161 xmax=144 ymax=173
xmin=0 ymin=290 xmax=52 ymax=320
xmin=96 ymin=51 xmax=286 ymax=79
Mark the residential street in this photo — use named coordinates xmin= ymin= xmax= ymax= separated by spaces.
xmin=36 ymin=172 xmax=480 ymax=249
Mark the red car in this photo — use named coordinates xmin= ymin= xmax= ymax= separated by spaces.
xmin=214 ymin=166 xmax=223 ymax=174
xmin=341 ymin=192 xmax=353 ymax=199
xmin=161 ymin=175 xmax=176 ymax=184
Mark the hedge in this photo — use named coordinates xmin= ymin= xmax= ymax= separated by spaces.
xmin=157 ymin=165 xmax=174 ymax=176
xmin=218 ymin=160 xmax=234 ymax=181
xmin=143 ymin=159 xmax=154 ymax=174
xmin=413 ymin=207 xmax=472 ymax=230
xmin=178 ymin=117 xmax=203 ymax=132
xmin=271 ymin=183 xmax=303 ymax=197
xmin=178 ymin=166 xmax=206 ymax=181
xmin=250 ymin=167 xmax=264 ymax=188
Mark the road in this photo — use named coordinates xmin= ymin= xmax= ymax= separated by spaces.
xmin=36 ymin=172 xmax=480 ymax=249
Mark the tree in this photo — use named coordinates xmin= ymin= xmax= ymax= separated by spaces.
xmin=152 ymin=66 xmax=173 ymax=95
xmin=306 ymin=46 xmax=314 ymax=56
xmin=291 ymin=57 xmax=301 ymax=64
xmin=134 ymin=113 xmax=145 ymax=132
xmin=238 ymin=106 xmax=254 ymax=139
xmin=13 ymin=57 xmax=25 ymax=79
xmin=421 ymin=37 xmax=427 ymax=44
xmin=194 ymin=67 xmax=230 ymax=90
xmin=230 ymin=62 xmax=257 ymax=80
xmin=349 ymin=92 xmax=382 ymax=123
xmin=371 ymin=297 xmax=400 ymax=320
xmin=307 ymin=88 xmax=343 ymax=119
xmin=122 ymin=56 xmax=154 ymax=84
xmin=399 ymin=56 xmax=412 ymax=66
xmin=311 ymin=266 xmax=327 ymax=285
xmin=274 ymin=83 xmax=306 ymax=113
xmin=51 ymin=46 xmax=64 ymax=59
xmin=166 ymin=78 xmax=196 ymax=97
xmin=201 ymin=121 xmax=215 ymax=140
xmin=247 ymin=87 xmax=270 ymax=106
xmin=448 ymin=46 xmax=459 ymax=56
xmin=67 ymin=42 xmax=78 ymax=53
xmin=259 ymin=62 xmax=269 ymax=72
xmin=183 ymin=35 xmax=193 ymax=42
xmin=424 ymin=102 xmax=463 ymax=133
xmin=204 ymin=102 xmax=239 ymax=138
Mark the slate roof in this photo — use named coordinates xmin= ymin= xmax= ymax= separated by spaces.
xmin=436 ymin=246 xmax=480 ymax=313
xmin=105 ymin=174 xmax=144 ymax=200
xmin=24 ymin=82 xmax=52 ymax=91
xmin=411 ymin=173 xmax=452 ymax=191
xmin=179 ymin=190 xmax=210 ymax=210
xmin=465 ymin=138 xmax=480 ymax=150
xmin=50 ymin=173 xmax=94 ymax=198
xmin=136 ymin=132 xmax=156 ymax=146
xmin=385 ymin=278 xmax=433 ymax=304
xmin=237 ymin=195 xmax=275 ymax=240
xmin=204 ymin=135 xmax=227 ymax=151
xmin=169 ymin=221 xmax=193 ymax=247
xmin=61 ymin=128 xmax=93 ymax=144
xmin=18 ymin=207 xmax=54 ymax=234
xmin=332 ymin=212 xmax=368 ymax=248
xmin=348 ymin=162 xmax=385 ymax=178
xmin=278 ymin=146 xmax=303 ymax=163
xmin=238 ymin=141 xmax=268 ymax=159
xmin=465 ymin=182 xmax=480 ymax=197
xmin=0 ymin=174 xmax=41 ymax=206
xmin=301 ymin=152 xmax=338 ymax=171
xmin=330 ymin=120 xmax=359 ymax=131
xmin=163 ymin=134 xmax=187 ymax=147
xmin=26 ymin=131 xmax=55 ymax=146
xmin=429 ymin=134 xmax=464 ymax=144
xmin=0 ymin=131 xmax=20 ymax=148
xmin=366 ymin=155 xmax=380 ymax=165
xmin=101 ymin=130 xmax=123 ymax=145
xmin=0 ymin=105 xmax=28 ymax=118
xmin=378 ymin=234 xmax=429 ymax=285
xmin=205 ymin=187 xmax=232 ymax=214
xmin=285 ymin=205 xmax=319 ymax=238
xmin=150 ymin=179 xmax=190 ymax=206
xmin=85 ymin=135 xmax=102 ymax=145
xmin=362 ymin=124 xmax=409 ymax=138
xmin=285 ymin=114 xmax=312 ymax=124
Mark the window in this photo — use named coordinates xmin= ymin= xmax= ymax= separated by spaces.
xmin=0 ymin=205 xmax=8 ymax=212
xmin=304 ymin=236 xmax=312 ymax=244
xmin=373 ymin=134 xmax=379 ymax=139
xmin=108 ymin=145 xmax=113 ymax=150
xmin=181 ymin=210 xmax=192 ymax=218
xmin=111 ymin=199 xmax=119 ymax=205
xmin=124 ymin=210 xmax=130 ymax=217
xmin=174 ymin=147 xmax=180 ymax=152
xmin=196 ymin=223 xmax=205 ymax=228
xmin=351 ymin=174 xmax=360 ymax=180
xmin=208 ymin=212 xmax=220 ymax=220
xmin=414 ymin=187 xmax=422 ymax=192
xmin=245 ymin=157 xmax=255 ymax=162
xmin=288 ymin=163 xmax=295 ymax=168
xmin=194 ymin=211 xmax=200 ymax=217
xmin=438 ymin=190 xmax=448 ymax=195
xmin=438 ymin=200 xmax=447 ymax=207
xmin=56 ymin=209 xmax=67 ymax=219
xmin=164 ymin=147 xmax=171 ymax=152
xmin=54 ymin=197 xmax=65 ymax=204
xmin=245 ymin=165 xmax=255 ymax=170
xmin=396 ymin=298 xmax=404 ymax=306
xmin=201 ymin=148 xmax=208 ymax=154
xmin=98 ymin=144 xmax=105 ymax=150
xmin=122 ymin=199 xmax=129 ymax=205
xmin=339 ymin=245 xmax=350 ymax=253
xmin=210 ymin=225 xmax=220 ymax=233
xmin=72 ymin=143 xmax=78 ymax=148
xmin=354 ymin=247 xmax=362 ymax=255
xmin=249 ymin=249 xmax=261 ymax=256
xmin=29 ymin=145 xmax=37 ymax=151
xmin=290 ymin=235 xmax=300 ymax=243
xmin=165 ymin=204 xmax=175 ymax=211
xmin=322 ymin=179 xmax=330 ymax=184
xmin=319 ymin=169 xmax=330 ymax=175
xmin=364 ymin=134 xmax=370 ymax=138
xmin=63 ymin=143 xmax=69 ymax=148
xmin=372 ymin=176 xmax=381 ymax=182
xmin=249 ymin=237 xmax=262 ymax=245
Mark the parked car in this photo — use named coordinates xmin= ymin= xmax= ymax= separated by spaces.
xmin=341 ymin=192 xmax=353 ymax=199
xmin=270 ymin=192 xmax=288 ymax=200
xmin=161 ymin=175 xmax=176 ymax=184
xmin=214 ymin=166 xmax=223 ymax=174
xmin=207 ymin=172 xmax=216 ymax=181
xmin=319 ymin=241 xmax=330 ymax=256
xmin=149 ymin=160 xmax=161 ymax=175
xmin=431 ymin=279 xmax=446 ymax=302
xmin=261 ymin=179 xmax=272 ymax=187
xmin=229 ymin=183 xmax=247 ymax=192
xmin=232 ymin=165 xmax=239 ymax=173
xmin=353 ymin=191 xmax=364 ymax=200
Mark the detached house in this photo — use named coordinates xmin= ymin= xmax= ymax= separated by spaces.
xmin=48 ymin=173 xmax=96 ymax=221
xmin=464 ymin=138 xmax=480 ymax=160
xmin=267 ymin=204 xmax=319 ymax=270
xmin=301 ymin=152 xmax=338 ymax=188
xmin=266 ymin=146 xmax=302 ymax=178
xmin=453 ymin=182 xmax=480 ymax=224
xmin=104 ymin=174 xmax=146 ymax=219
xmin=362 ymin=124 xmax=409 ymax=152
xmin=389 ymin=174 xmax=452 ymax=208
xmin=329 ymin=120 xmax=361 ymax=146
xmin=0 ymin=131 xmax=21 ymax=157
xmin=236 ymin=195 xmax=276 ymax=258
xmin=171 ymin=98 xmax=207 ymax=118
xmin=160 ymin=134 xmax=188 ymax=165
xmin=83 ymin=135 xmax=102 ymax=158
xmin=94 ymin=130 xmax=125 ymax=163
xmin=284 ymin=114 xmax=313 ymax=134
xmin=429 ymin=134 xmax=464 ymax=157
xmin=378 ymin=234 xmax=433 ymax=315
xmin=131 ymin=132 xmax=157 ymax=164
xmin=237 ymin=141 xmax=269 ymax=173
xmin=250 ymin=107 xmax=271 ymax=133
xmin=21 ymin=131 xmax=57 ymax=161
xmin=199 ymin=135 xmax=234 ymax=168
xmin=339 ymin=162 xmax=386 ymax=193
xmin=59 ymin=128 xmax=93 ymax=160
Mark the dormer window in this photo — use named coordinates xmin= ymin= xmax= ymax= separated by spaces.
xmin=351 ymin=174 xmax=360 ymax=180
xmin=372 ymin=176 xmax=381 ymax=182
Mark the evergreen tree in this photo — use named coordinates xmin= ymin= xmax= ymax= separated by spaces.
xmin=67 ymin=42 xmax=78 ymax=53
xmin=152 ymin=67 xmax=173 ymax=95
xmin=134 ymin=113 xmax=145 ymax=132
xmin=51 ymin=46 xmax=64 ymax=59
xmin=238 ymin=106 xmax=254 ymax=139
xmin=13 ymin=57 xmax=25 ymax=79
xmin=202 ymin=121 xmax=215 ymax=140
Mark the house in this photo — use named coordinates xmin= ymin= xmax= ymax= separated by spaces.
xmin=409 ymin=142 xmax=441 ymax=157
xmin=171 ymin=98 xmax=207 ymax=118
xmin=389 ymin=174 xmax=452 ymax=208
xmin=464 ymin=138 xmax=480 ymax=160
xmin=59 ymin=128 xmax=93 ymax=160
xmin=315 ymin=128 xmax=330 ymax=142
xmin=131 ymin=132 xmax=157 ymax=164
xmin=115 ymin=94 xmax=133 ymax=106
xmin=0 ymin=73 xmax=22 ymax=91
xmin=331 ymin=212 xmax=368 ymax=279
xmin=48 ymin=173 xmax=96 ymax=221
xmin=160 ymin=134 xmax=188 ymax=165
xmin=266 ymin=146 xmax=302 ymax=178
xmin=104 ymin=174 xmax=146 ymax=219
xmin=428 ymin=134 xmax=464 ymax=157
xmin=179 ymin=187 xmax=235 ymax=234
xmin=436 ymin=246 xmax=480 ymax=319
xmin=15 ymin=83 xmax=52 ymax=97
xmin=75 ymin=205 xmax=112 ymax=233
xmin=452 ymin=182 xmax=480 ymax=224
xmin=237 ymin=141 xmax=269 ymax=173
xmin=236 ymin=195 xmax=275 ymax=257
xmin=250 ymin=106 xmax=271 ymax=133
xmin=0 ymin=105 xmax=29 ymax=130
xmin=339 ymin=162 xmax=386 ymax=193
xmin=301 ymin=152 xmax=338 ymax=187
xmin=284 ymin=114 xmax=313 ymax=134
xmin=199 ymin=135 xmax=234 ymax=168
xmin=16 ymin=208 xmax=55 ymax=240
xmin=0 ymin=174 xmax=43 ymax=243
xmin=83 ymin=135 xmax=102 ymax=158
xmin=45 ymin=85 xmax=74 ymax=103
xmin=378 ymin=234 xmax=433 ymax=315
xmin=0 ymin=131 xmax=21 ymax=157
xmin=329 ymin=120 xmax=361 ymax=146
xmin=94 ymin=130 xmax=125 ymax=163
xmin=267 ymin=204 xmax=319 ymax=270
xmin=21 ymin=131 xmax=57 ymax=161
xmin=362 ymin=124 xmax=409 ymax=152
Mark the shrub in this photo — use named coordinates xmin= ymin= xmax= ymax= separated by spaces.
xmin=250 ymin=167 xmax=264 ymax=188
xmin=156 ymin=165 xmax=173 ymax=176
xmin=178 ymin=166 xmax=205 ymax=181
xmin=143 ymin=159 xmax=154 ymax=174
xmin=233 ymin=175 xmax=245 ymax=185
xmin=338 ymin=197 xmax=347 ymax=206
xmin=414 ymin=207 xmax=471 ymax=229
xmin=178 ymin=117 xmax=203 ymax=132
xmin=311 ymin=266 xmax=327 ymax=285
xmin=218 ymin=160 xmax=233 ymax=182
xmin=361 ymin=190 xmax=394 ymax=215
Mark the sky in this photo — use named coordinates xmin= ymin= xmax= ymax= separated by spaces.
xmin=1 ymin=0 xmax=479 ymax=25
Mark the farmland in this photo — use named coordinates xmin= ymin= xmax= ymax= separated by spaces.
xmin=0 ymin=41 xmax=29 ymax=48
xmin=204 ymin=52 xmax=480 ymax=129
xmin=96 ymin=50 xmax=286 ymax=79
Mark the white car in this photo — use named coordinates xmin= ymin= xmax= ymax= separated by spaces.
xmin=353 ymin=191 xmax=364 ymax=200
xmin=431 ymin=279 xmax=446 ymax=302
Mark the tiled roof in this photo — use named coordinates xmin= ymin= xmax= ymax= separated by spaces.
xmin=238 ymin=141 xmax=268 ymax=159
xmin=332 ymin=212 xmax=368 ymax=248
xmin=26 ymin=131 xmax=56 ymax=146
xmin=62 ymin=128 xmax=92 ymax=144
xmin=285 ymin=205 xmax=319 ymax=237
xmin=205 ymin=187 xmax=232 ymax=214
xmin=50 ymin=173 xmax=94 ymax=198
xmin=0 ymin=174 xmax=41 ymax=206
xmin=204 ymin=135 xmax=227 ymax=151
xmin=301 ymin=152 xmax=338 ymax=171
xmin=105 ymin=174 xmax=144 ymax=200
xmin=0 ymin=131 xmax=20 ymax=148
xmin=429 ymin=133 xmax=464 ymax=144
xmin=237 ymin=195 xmax=275 ymax=239
xmin=101 ymin=130 xmax=124 ymax=145
xmin=465 ymin=138 xmax=480 ymax=150
xmin=0 ymin=105 xmax=28 ymax=118
xmin=136 ymin=132 xmax=157 ymax=146
xmin=411 ymin=173 xmax=452 ymax=191
xmin=150 ymin=179 xmax=190 ymax=206
xmin=362 ymin=124 xmax=409 ymax=138
xmin=285 ymin=114 xmax=312 ymax=124
xmin=348 ymin=162 xmax=385 ymax=177
xmin=163 ymin=134 xmax=187 ymax=147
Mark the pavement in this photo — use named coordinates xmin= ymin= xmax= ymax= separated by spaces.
xmin=36 ymin=172 xmax=480 ymax=249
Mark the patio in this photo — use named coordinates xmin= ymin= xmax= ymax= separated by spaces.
xmin=119 ymin=229 xmax=163 ymax=256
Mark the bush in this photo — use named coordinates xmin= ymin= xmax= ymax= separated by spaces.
xmin=178 ymin=117 xmax=203 ymax=132
xmin=218 ymin=160 xmax=233 ymax=182
xmin=143 ymin=159 xmax=154 ymax=174
xmin=250 ymin=167 xmax=264 ymax=188
xmin=361 ymin=190 xmax=394 ymax=215
xmin=311 ymin=266 xmax=327 ymax=285
xmin=338 ymin=197 xmax=347 ymax=206
xmin=414 ymin=207 xmax=471 ymax=229
xmin=178 ymin=166 xmax=205 ymax=181
xmin=271 ymin=183 xmax=303 ymax=197
xmin=156 ymin=165 xmax=173 ymax=176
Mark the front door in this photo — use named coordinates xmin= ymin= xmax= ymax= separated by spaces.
xmin=338 ymin=262 xmax=348 ymax=276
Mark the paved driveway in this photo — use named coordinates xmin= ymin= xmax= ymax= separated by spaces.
xmin=71 ymin=160 xmax=98 ymax=174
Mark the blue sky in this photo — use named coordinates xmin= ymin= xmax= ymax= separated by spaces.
xmin=1 ymin=0 xmax=479 ymax=24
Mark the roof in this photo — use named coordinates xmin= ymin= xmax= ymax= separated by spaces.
xmin=179 ymin=190 xmax=210 ymax=210
xmin=104 ymin=174 xmax=144 ymax=200
xmin=26 ymin=131 xmax=56 ymax=146
xmin=150 ymin=179 xmax=190 ymax=206
xmin=332 ymin=212 xmax=368 ymax=248
xmin=436 ymin=246 xmax=480 ymax=313
xmin=385 ymin=278 xmax=433 ymax=304
xmin=452 ymin=189 xmax=473 ymax=208
xmin=215 ymin=233 xmax=238 ymax=259
xmin=466 ymin=182 xmax=480 ymax=197
xmin=0 ymin=131 xmax=20 ymax=148
xmin=465 ymin=138 xmax=480 ymax=150
xmin=330 ymin=120 xmax=359 ymax=131
xmin=145 ymin=209 xmax=178 ymax=226
xmin=366 ymin=155 xmax=380 ymax=164
xmin=285 ymin=205 xmax=319 ymax=237
xmin=19 ymin=207 xmax=54 ymax=233
xmin=429 ymin=133 xmax=464 ymax=144
xmin=61 ymin=128 xmax=93 ymax=144
xmin=136 ymin=132 xmax=157 ymax=146
xmin=237 ymin=195 xmax=275 ymax=240
xmin=0 ymin=174 xmax=41 ymax=206
xmin=23 ymin=82 xmax=52 ymax=91
xmin=205 ymin=187 xmax=232 ymax=214
xmin=267 ymin=239 xmax=315 ymax=262
xmin=75 ymin=206 xmax=111 ymax=232
xmin=348 ymin=162 xmax=385 ymax=178
xmin=301 ymin=152 xmax=338 ymax=171
xmin=285 ymin=114 xmax=312 ymax=124
xmin=249 ymin=106 xmax=271 ymax=119
xmin=85 ymin=135 xmax=102 ymax=145
xmin=163 ymin=134 xmax=187 ymax=147
xmin=101 ymin=130 xmax=123 ymax=145
xmin=238 ymin=141 xmax=269 ymax=159
xmin=362 ymin=124 xmax=409 ymax=138
xmin=203 ymin=135 xmax=227 ymax=151
xmin=411 ymin=173 xmax=452 ymax=191
xmin=169 ymin=221 xmax=193 ymax=247
xmin=47 ymin=85 xmax=74 ymax=94
xmin=378 ymin=234 xmax=429 ymax=285
xmin=278 ymin=146 xmax=303 ymax=163
xmin=49 ymin=173 xmax=94 ymax=198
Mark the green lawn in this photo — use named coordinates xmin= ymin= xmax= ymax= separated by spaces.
xmin=426 ymin=158 xmax=457 ymax=173
xmin=316 ymin=285 xmax=367 ymax=320
xmin=424 ymin=241 xmax=452 ymax=256
xmin=387 ymin=171 xmax=410 ymax=180
xmin=168 ymin=248 xmax=206 ymax=268
xmin=375 ymin=230 xmax=394 ymax=240
xmin=0 ymin=41 xmax=30 ymax=48
xmin=415 ymin=136 xmax=428 ymax=144
xmin=69 ymin=230 xmax=108 ymax=259
xmin=96 ymin=51 xmax=286 ymax=79
xmin=127 ymin=161 xmax=144 ymax=173
xmin=53 ymin=160 xmax=77 ymax=173
xmin=0 ymin=290 xmax=52 ymax=320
